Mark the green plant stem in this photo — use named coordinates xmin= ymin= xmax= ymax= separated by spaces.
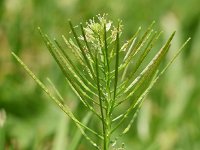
xmin=95 ymin=50 xmax=107 ymax=149
xmin=104 ymin=114 xmax=111 ymax=150
xmin=104 ymin=88 xmax=112 ymax=150
xmin=103 ymin=23 xmax=113 ymax=150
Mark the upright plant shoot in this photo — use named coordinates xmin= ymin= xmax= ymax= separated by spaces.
xmin=12 ymin=14 xmax=190 ymax=150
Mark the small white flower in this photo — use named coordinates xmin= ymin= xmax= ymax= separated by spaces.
xmin=106 ymin=22 xmax=112 ymax=31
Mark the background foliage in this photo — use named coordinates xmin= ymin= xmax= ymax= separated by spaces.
xmin=0 ymin=0 xmax=199 ymax=149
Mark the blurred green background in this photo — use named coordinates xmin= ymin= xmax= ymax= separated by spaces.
xmin=0 ymin=0 xmax=200 ymax=149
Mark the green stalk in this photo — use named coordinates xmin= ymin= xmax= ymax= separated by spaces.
xmin=110 ymin=23 xmax=120 ymax=113
xmin=104 ymin=111 xmax=111 ymax=150
xmin=95 ymin=49 xmax=107 ymax=149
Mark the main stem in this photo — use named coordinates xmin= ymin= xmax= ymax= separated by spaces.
xmin=103 ymin=23 xmax=112 ymax=150
xmin=104 ymin=106 xmax=111 ymax=150
xmin=103 ymin=72 xmax=112 ymax=150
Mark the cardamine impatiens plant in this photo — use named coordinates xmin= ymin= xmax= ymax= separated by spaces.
xmin=12 ymin=14 xmax=190 ymax=150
